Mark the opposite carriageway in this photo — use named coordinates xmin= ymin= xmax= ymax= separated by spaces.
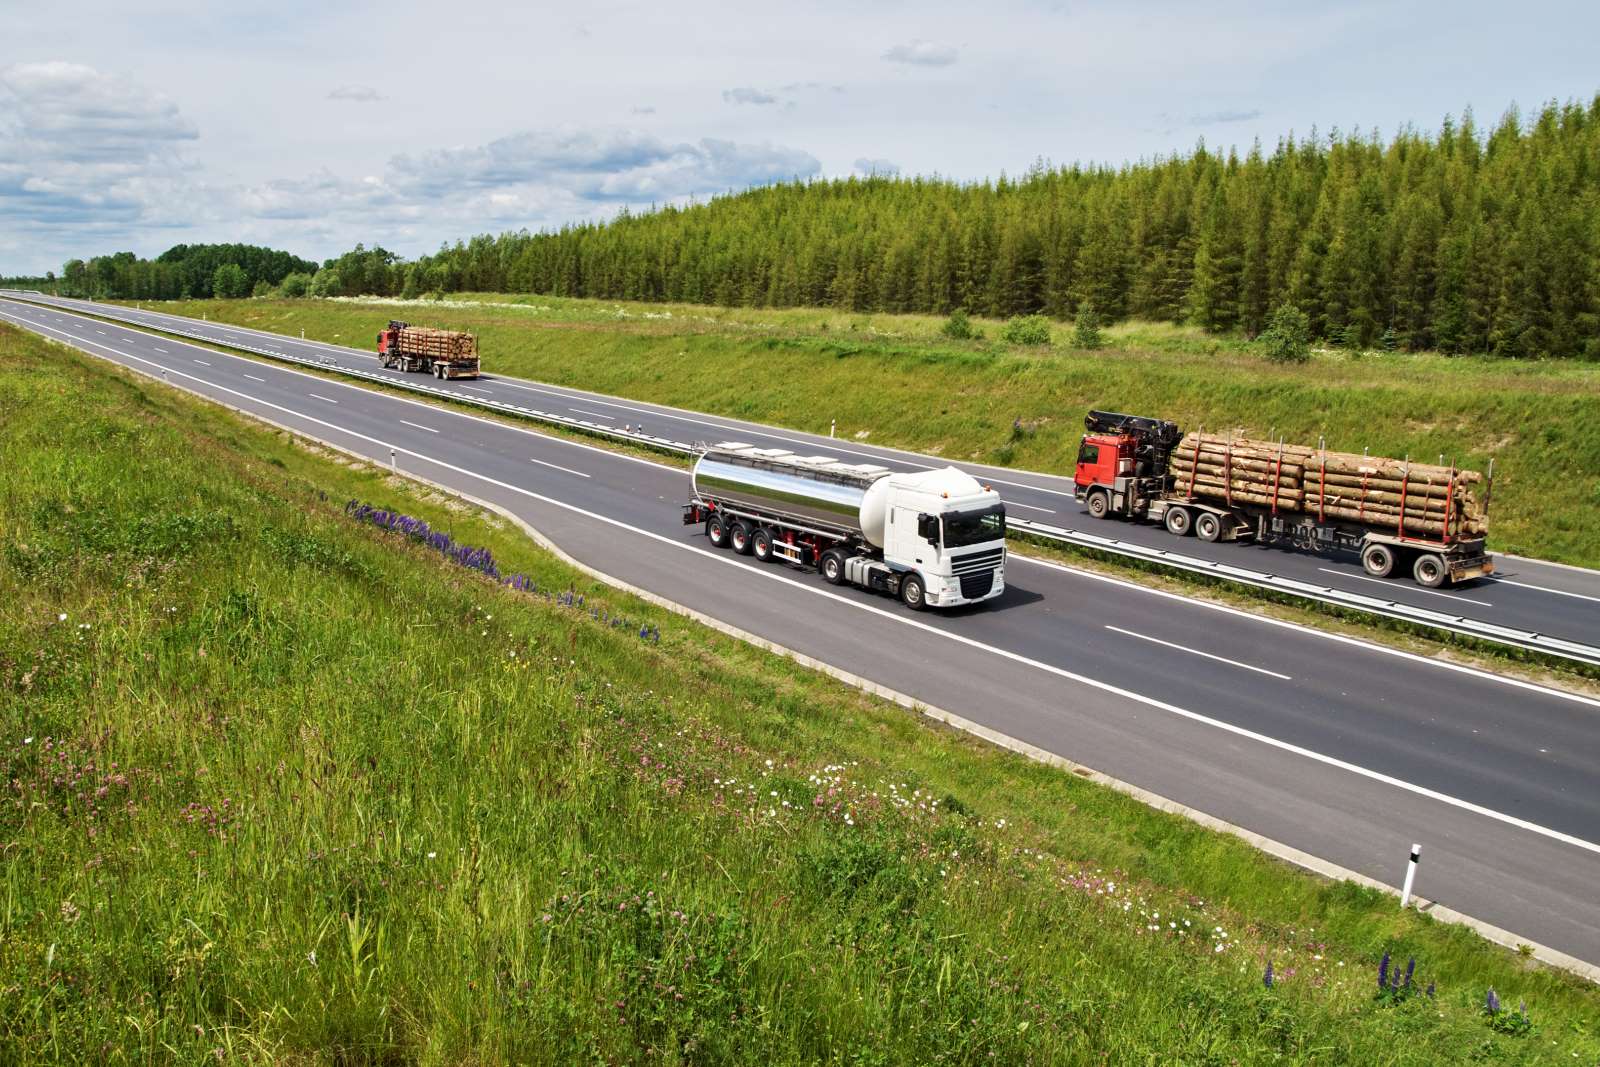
xmin=5 ymin=291 xmax=1597 ymax=666
xmin=5 ymin=301 xmax=1600 ymax=971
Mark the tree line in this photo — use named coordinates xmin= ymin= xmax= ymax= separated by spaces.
xmin=3 ymin=244 xmax=318 ymax=301
xmin=7 ymin=96 xmax=1597 ymax=358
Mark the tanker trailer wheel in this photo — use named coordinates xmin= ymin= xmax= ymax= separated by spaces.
xmin=1194 ymin=512 xmax=1223 ymax=543
xmin=899 ymin=572 xmax=927 ymax=611
xmin=1412 ymin=552 xmax=1449 ymax=588
xmin=751 ymin=527 xmax=774 ymax=562
xmin=706 ymin=514 xmax=730 ymax=548
xmin=729 ymin=520 xmax=754 ymax=555
xmin=1164 ymin=507 xmax=1192 ymax=537
xmin=1086 ymin=490 xmax=1111 ymax=520
xmin=1361 ymin=542 xmax=1398 ymax=578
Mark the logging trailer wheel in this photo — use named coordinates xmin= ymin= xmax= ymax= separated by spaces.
xmin=1194 ymin=512 xmax=1223 ymax=543
xmin=820 ymin=549 xmax=848 ymax=586
xmin=899 ymin=572 xmax=927 ymax=611
xmin=1164 ymin=507 xmax=1192 ymax=537
xmin=729 ymin=520 xmax=753 ymax=555
xmin=1086 ymin=490 xmax=1111 ymax=520
xmin=1413 ymin=553 xmax=1449 ymax=589
xmin=751 ymin=527 xmax=774 ymax=562
xmin=706 ymin=514 xmax=729 ymax=548
xmin=1361 ymin=543 xmax=1398 ymax=579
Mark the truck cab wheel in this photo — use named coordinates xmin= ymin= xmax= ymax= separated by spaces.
xmin=1164 ymin=507 xmax=1192 ymax=537
xmin=819 ymin=549 xmax=848 ymax=586
xmin=729 ymin=521 xmax=753 ymax=555
xmin=1361 ymin=543 xmax=1398 ymax=578
xmin=899 ymin=573 xmax=927 ymax=610
xmin=1413 ymin=552 xmax=1449 ymax=588
xmin=706 ymin=514 xmax=729 ymax=548
xmin=751 ymin=527 xmax=774 ymax=562
xmin=1086 ymin=491 xmax=1111 ymax=519
xmin=1194 ymin=512 xmax=1223 ymax=542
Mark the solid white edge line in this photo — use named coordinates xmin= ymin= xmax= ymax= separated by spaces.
xmin=12 ymin=302 xmax=1598 ymax=711
xmin=398 ymin=419 xmax=440 ymax=433
xmin=1104 ymin=624 xmax=1292 ymax=680
xmin=1488 ymin=576 xmax=1600 ymax=604
xmin=16 ymin=312 xmax=1600 ymax=862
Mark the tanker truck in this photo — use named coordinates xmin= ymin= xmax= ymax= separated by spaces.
xmin=375 ymin=321 xmax=479 ymax=379
xmin=1072 ymin=410 xmax=1494 ymax=587
xmin=682 ymin=443 xmax=1006 ymax=610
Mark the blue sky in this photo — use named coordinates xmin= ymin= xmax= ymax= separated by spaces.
xmin=3 ymin=0 xmax=1597 ymax=274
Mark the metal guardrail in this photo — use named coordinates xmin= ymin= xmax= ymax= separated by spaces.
xmin=10 ymin=293 xmax=1600 ymax=669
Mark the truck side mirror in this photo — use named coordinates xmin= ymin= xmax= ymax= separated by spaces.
xmin=917 ymin=514 xmax=939 ymax=543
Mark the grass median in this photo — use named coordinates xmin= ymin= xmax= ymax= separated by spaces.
xmin=4 ymin=322 xmax=1598 ymax=1063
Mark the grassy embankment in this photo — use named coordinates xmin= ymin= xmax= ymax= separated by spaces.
xmin=6 ymin=324 xmax=1598 ymax=1061
xmin=124 ymin=292 xmax=1600 ymax=569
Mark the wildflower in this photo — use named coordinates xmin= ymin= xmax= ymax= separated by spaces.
xmin=426 ymin=851 xmax=437 ymax=860
xmin=1404 ymin=957 xmax=1415 ymax=989
xmin=1263 ymin=961 xmax=1274 ymax=989
xmin=1485 ymin=988 xmax=1501 ymax=1014
xmin=1377 ymin=951 xmax=1390 ymax=989
xmin=307 ymin=950 xmax=317 ymax=967
xmin=58 ymin=613 xmax=67 ymax=621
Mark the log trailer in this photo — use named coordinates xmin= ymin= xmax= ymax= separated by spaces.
xmin=1073 ymin=410 xmax=1494 ymax=587
xmin=375 ymin=321 xmax=479 ymax=379
xmin=683 ymin=443 xmax=1006 ymax=610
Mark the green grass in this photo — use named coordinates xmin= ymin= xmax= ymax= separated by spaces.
xmin=115 ymin=292 xmax=1600 ymax=568
xmin=6 ymin=322 xmax=1600 ymax=1064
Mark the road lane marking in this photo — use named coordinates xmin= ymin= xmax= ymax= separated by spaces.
xmin=399 ymin=419 xmax=439 ymax=433
xmin=96 ymin=330 xmax=106 ymax=335
xmin=1104 ymin=625 xmax=1292 ymax=680
xmin=456 ymin=384 xmax=491 ymax=394
xmin=1486 ymin=577 xmax=1600 ymax=604
xmin=1005 ymin=500 xmax=1056 ymax=514
xmin=308 ymin=393 xmax=338 ymax=404
xmin=569 ymin=407 xmax=612 ymax=419
xmin=193 ymin=359 xmax=211 ymax=366
xmin=243 ymin=374 xmax=265 ymax=382
xmin=529 ymin=456 xmax=590 ymax=477
xmin=153 ymin=347 xmax=167 ymax=353
xmin=1319 ymin=568 xmax=1490 ymax=605
xmin=30 ymin=322 xmax=1600 ymax=862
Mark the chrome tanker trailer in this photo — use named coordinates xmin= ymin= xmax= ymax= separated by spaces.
xmin=682 ymin=443 xmax=1006 ymax=610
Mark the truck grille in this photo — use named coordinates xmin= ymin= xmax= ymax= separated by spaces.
xmin=951 ymin=547 xmax=1004 ymax=575
xmin=959 ymin=569 xmax=995 ymax=599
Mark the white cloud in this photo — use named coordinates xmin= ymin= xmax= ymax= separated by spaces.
xmin=328 ymin=84 xmax=384 ymax=103
xmin=853 ymin=157 xmax=899 ymax=175
xmin=882 ymin=40 xmax=958 ymax=67
xmin=722 ymin=86 xmax=779 ymax=106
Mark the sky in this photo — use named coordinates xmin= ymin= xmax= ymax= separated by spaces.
xmin=3 ymin=0 xmax=1598 ymax=275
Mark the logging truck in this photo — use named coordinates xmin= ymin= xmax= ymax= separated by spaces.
xmin=682 ymin=443 xmax=1006 ymax=610
xmin=1073 ymin=410 xmax=1494 ymax=587
xmin=375 ymin=320 xmax=479 ymax=379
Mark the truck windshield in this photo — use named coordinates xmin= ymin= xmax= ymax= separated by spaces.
xmin=942 ymin=505 xmax=1006 ymax=548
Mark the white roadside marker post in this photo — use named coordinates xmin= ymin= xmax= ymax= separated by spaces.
xmin=390 ymin=448 xmax=397 ymax=472
xmin=1400 ymin=843 xmax=1421 ymax=908
xmin=831 ymin=418 xmax=836 ymax=438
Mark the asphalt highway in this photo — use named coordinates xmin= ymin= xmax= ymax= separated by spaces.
xmin=6 ymin=291 xmax=1598 ymax=653
xmin=6 ymin=298 xmax=1600 ymax=968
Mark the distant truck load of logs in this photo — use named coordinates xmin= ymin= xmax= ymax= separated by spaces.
xmin=1072 ymin=410 xmax=1493 ymax=588
xmin=375 ymin=321 xmax=479 ymax=379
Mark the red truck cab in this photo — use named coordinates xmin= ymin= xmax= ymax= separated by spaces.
xmin=1075 ymin=433 xmax=1137 ymax=491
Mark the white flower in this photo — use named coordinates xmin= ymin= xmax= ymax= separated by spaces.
xmin=426 ymin=851 xmax=437 ymax=859
xmin=57 ymin=613 xmax=67 ymax=621
xmin=307 ymin=950 xmax=317 ymax=966
xmin=23 ymin=737 xmax=33 ymax=745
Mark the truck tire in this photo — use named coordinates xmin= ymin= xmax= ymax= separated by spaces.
xmin=1086 ymin=490 xmax=1111 ymax=519
xmin=1361 ymin=543 xmax=1398 ymax=578
xmin=1164 ymin=507 xmax=1192 ymax=537
xmin=751 ymin=527 xmax=774 ymax=562
xmin=900 ymin=572 xmax=927 ymax=611
xmin=1413 ymin=552 xmax=1449 ymax=588
xmin=729 ymin=520 xmax=753 ymax=555
xmin=1195 ymin=512 xmax=1223 ymax=542
xmin=819 ymin=549 xmax=848 ymax=586
xmin=706 ymin=514 xmax=729 ymax=548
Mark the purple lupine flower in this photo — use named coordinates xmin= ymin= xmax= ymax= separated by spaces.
xmin=639 ymin=625 xmax=649 ymax=639
xmin=1377 ymin=951 xmax=1390 ymax=989
xmin=1426 ymin=981 xmax=1435 ymax=998
xmin=1403 ymin=957 xmax=1415 ymax=989
xmin=1263 ymin=961 xmax=1274 ymax=989
xmin=1485 ymin=988 xmax=1500 ymax=1014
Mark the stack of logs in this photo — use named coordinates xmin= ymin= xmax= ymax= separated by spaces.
xmin=1168 ymin=433 xmax=1488 ymax=540
xmin=396 ymin=326 xmax=478 ymax=360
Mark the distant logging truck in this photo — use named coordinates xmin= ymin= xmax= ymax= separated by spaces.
xmin=375 ymin=320 xmax=480 ymax=379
